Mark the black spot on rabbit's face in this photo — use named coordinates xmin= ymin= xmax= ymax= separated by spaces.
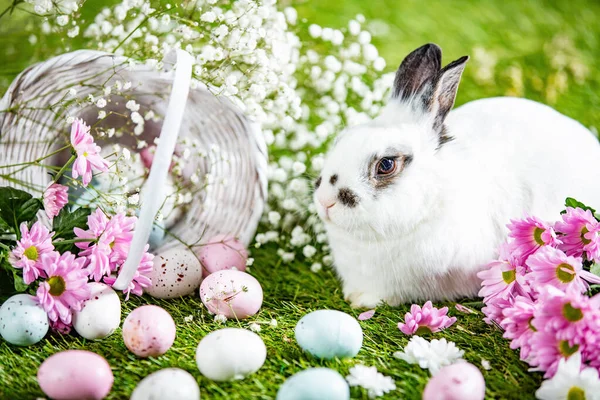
xmin=315 ymin=176 xmax=322 ymax=189
xmin=329 ymin=174 xmax=338 ymax=185
xmin=338 ymin=187 xmax=359 ymax=208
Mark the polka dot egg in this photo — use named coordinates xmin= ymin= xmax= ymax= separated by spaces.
xmin=122 ymin=305 xmax=176 ymax=358
xmin=144 ymin=246 xmax=203 ymax=299
xmin=197 ymin=234 xmax=248 ymax=277
xmin=0 ymin=294 xmax=48 ymax=346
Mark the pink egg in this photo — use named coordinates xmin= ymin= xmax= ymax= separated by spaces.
xmin=200 ymin=270 xmax=263 ymax=319
xmin=422 ymin=362 xmax=486 ymax=400
xmin=37 ymin=350 xmax=113 ymax=400
xmin=197 ymin=234 xmax=248 ymax=277
xmin=122 ymin=305 xmax=176 ymax=358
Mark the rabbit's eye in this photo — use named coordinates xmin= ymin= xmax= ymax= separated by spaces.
xmin=376 ymin=157 xmax=397 ymax=176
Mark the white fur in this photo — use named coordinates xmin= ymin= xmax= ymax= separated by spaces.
xmin=314 ymin=96 xmax=600 ymax=307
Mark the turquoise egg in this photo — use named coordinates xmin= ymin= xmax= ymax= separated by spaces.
xmin=148 ymin=220 xmax=166 ymax=249
xmin=0 ymin=294 xmax=49 ymax=346
xmin=276 ymin=368 xmax=350 ymax=400
xmin=295 ymin=310 xmax=363 ymax=360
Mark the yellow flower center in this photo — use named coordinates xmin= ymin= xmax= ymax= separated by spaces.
xmin=556 ymin=263 xmax=576 ymax=283
xmin=23 ymin=246 xmax=38 ymax=261
xmin=415 ymin=326 xmax=432 ymax=335
xmin=48 ymin=276 xmax=66 ymax=296
xmin=502 ymin=269 xmax=516 ymax=284
xmin=567 ymin=387 xmax=586 ymax=400
xmin=581 ymin=227 xmax=591 ymax=245
xmin=559 ymin=340 xmax=579 ymax=357
xmin=83 ymin=151 xmax=89 ymax=157
xmin=528 ymin=317 xmax=537 ymax=332
xmin=563 ymin=303 xmax=584 ymax=322
xmin=533 ymin=227 xmax=545 ymax=246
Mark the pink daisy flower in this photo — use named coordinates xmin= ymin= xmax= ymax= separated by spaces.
xmin=529 ymin=329 xmax=583 ymax=378
xmin=500 ymin=295 xmax=538 ymax=361
xmin=526 ymin=246 xmax=600 ymax=293
xmin=70 ymin=118 xmax=109 ymax=186
xmin=397 ymin=301 xmax=457 ymax=335
xmin=555 ymin=207 xmax=600 ymax=262
xmin=477 ymin=260 xmax=529 ymax=303
xmin=104 ymin=249 xmax=153 ymax=300
xmin=43 ymin=183 xmax=69 ymax=219
xmin=482 ymin=296 xmax=513 ymax=326
xmin=36 ymin=251 xmax=91 ymax=325
xmin=9 ymin=222 xmax=54 ymax=284
xmin=507 ymin=215 xmax=561 ymax=262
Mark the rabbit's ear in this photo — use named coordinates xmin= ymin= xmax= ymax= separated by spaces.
xmin=430 ymin=55 xmax=469 ymax=133
xmin=391 ymin=43 xmax=442 ymax=101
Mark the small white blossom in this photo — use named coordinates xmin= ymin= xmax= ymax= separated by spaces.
xmin=246 ymin=257 xmax=254 ymax=266
xmin=67 ymin=26 xmax=79 ymax=38
xmin=481 ymin=359 xmax=491 ymax=370
xmin=126 ymin=100 xmax=140 ymax=112
xmin=98 ymin=111 xmax=106 ymax=119
xmin=249 ymin=323 xmax=261 ymax=333
xmin=56 ymin=15 xmax=69 ymax=26
xmin=346 ymin=365 xmax=396 ymax=399
xmin=310 ymin=262 xmax=322 ymax=273
xmin=96 ymin=98 xmax=107 ymax=108
xmin=268 ymin=211 xmax=281 ymax=226
xmin=308 ymin=24 xmax=322 ymax=38
xmin=214 ymin=314 xmax=227 ymax=323
xmin=67 ymin=88 xmax=77 ymax=97
xmin=184 ymin=315 xmax=193 ymax=323
xmin=393 ymin=337 xmax=464 ymax=374
xmin=303 ymin=245 xmax=317 ymax=258
xmin=269 ymin=319 xmax=278 ymax=328
xmin=201 ymin=11 xmax=216 ymax=23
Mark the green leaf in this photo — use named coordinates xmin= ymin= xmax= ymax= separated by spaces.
xmin=0 ymin=187 xmax=41 ymax=232
xmin=11 ymin=269 xmax=28 ymax=292
xmin=590 ymin=263 xmax=600 ymax=277
xmin=52 ymin=207 xmax=92 ymax=240
xmin=561 ymin=197 xmax=596 ymax=215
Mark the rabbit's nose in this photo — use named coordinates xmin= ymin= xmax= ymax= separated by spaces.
xmin=319 ymin=198 xmax=337 ymax=210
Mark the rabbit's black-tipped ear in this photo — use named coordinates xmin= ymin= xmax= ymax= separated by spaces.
xmin=431 ymin=55 xmax=469 ymax=133
xmin=391 ymin=43 xmax=442 ymax=100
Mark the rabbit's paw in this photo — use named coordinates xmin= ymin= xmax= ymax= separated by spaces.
xmin=345 ymin=290 xmax=383 ymax=309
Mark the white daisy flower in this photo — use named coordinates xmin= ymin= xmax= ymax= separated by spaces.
xmin=536 ymin=352 xmax=600 ymax=400
xmin=393 ymin=336 xmax=464 ymax=374
xmin=346 ymin=364 xmax=396 ymax=399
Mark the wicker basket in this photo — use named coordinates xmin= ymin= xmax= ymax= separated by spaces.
xmin=0 ymin=49 xmax=268 ymax=253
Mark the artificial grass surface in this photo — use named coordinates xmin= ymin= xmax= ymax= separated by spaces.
xmin=1 ymin=0 xmax=599 ymax=398
xmin=0 ymin=243 xmax=540 ymax=399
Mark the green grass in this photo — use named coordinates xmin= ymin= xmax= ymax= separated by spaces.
xmin=1 ymin=0 xmax=600 ymax=398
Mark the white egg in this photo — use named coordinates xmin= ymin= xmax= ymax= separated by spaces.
xmin=196 ymin=328 xmax=266 ymax=381
xmin=145 ymin=246 xmax=203 ymax=299
xmin=73 ymin=283 xmax=121 ymax=340
xmin=130 ymin=368 xmax=200 ymax=400
xmin=0 ymin=294 xmax=48 ymax=346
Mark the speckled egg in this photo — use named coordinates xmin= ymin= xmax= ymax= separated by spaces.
xmin=37 ymin=350 xmax=114 ymax=400
xmin=0 ymin=294 xmax=48 ymax=346
xmin=199 ymin=269 xmax=263 ymax=319
xmin=73 ymin=283 xmax=121 ymax=340
xmin=144 ymin=246 xmax=203 ymax=299
xmin=276 ymin=368 xmax=350 ymax=400
xmin=422 ymin=362 xmax=486 ymax=400
xmin=196 ymin=328 xmax=266 ymax=381
xmin=295 ymin=310 xmax=363 ymax=360
xmin=130 ymin=368 xmax=200 ymax=400
xmin=197 ymin=234 xmax=248 ymax=277
xmin=122 ymin=305 xmax=176 ymax=358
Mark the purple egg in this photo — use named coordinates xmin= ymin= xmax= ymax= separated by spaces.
xmin=197 ymin=234 xmax=248 ymax=277
xmin=37 ymin=350 xmax=113 ymax=400
xmin=122 ymin=305 xmax=176 ymax=358
xmin=200 ymin=270 xmax=263 ymax=319
xmin=422 ymin=362 xmax=486 ymax=400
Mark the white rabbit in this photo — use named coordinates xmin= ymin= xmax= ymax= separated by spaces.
xmin=313 ymin=43 xmax=600 ymax=308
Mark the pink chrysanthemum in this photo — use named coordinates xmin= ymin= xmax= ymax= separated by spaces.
xmin=482 ymin=296 xmax=513 ymax=326
xmin=397 ymin=301 xmax=457 ymax=335
xmin=50 ymin=319 xmax=72 ymax=335
xmin=43 ymin=183 xmax=69 ymax=219
xmin=529 ymin=327 xmax=586 ymax=378
xmin=9 ymin=222 xmax=54 ymax=284
xmin=507 ymin=215 xmax=561 ymax=262
xmin=500 ymin=295 xmax=538 ymax=361
xmin=526 ymin=246 xmax=600 ymax=293
xmin=70 ymin=118 xmax=109 ymax=186
xmin=477 ymin=250 xmax=530 ymax=303
xmin=555 ymin=207 xmax=600 ymax=262
xmin=104 ymin=248 xmax=153 ymax=300
xmin=36 ymin=251 xmax=91 ymax=325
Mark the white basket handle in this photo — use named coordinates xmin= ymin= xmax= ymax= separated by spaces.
xmin=112 ymin=49 xmax=193 ymax=290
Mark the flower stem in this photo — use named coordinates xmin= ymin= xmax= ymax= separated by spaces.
xmin=53 ymin=155 xmax=76 ymax=184
xmin=52 ymin=238 xmax=92 ymax=245
xmin=0 ymin=145 xmax=71 ymax=169
xmin=0 ymin=0 xmax=24 ymax=21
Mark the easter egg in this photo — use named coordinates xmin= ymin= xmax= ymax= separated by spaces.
xmin=422 ymin=361 xmax=486 ymax=400
xmin=130 ymin=368 xmax=200 ymax=400
xmin=73 ymin=283 xmax=121 ymax=340
xmin=295 ymin=310 xmax=362 ymax=360
xmin=200 ymin=270 xmax=263 ymax=319
xmin=37 ymin=350 xmax=113 ymax=400
xmin=276 ymin=368 xmax=350 ymax=400
xmin=197 ymin=234 xmax=248 ymax=277
xmin=196 ymin=328 xmax=266 ymax=381
xmin=0 ymin=294 xmax=48 ymax=346
xmin=148 ymin=219 xmax=166 ymax=248
xmin=122 ymin=305 xmax=176 ymax=357
xmin=145 ymin=246 xmax=203 ymax=299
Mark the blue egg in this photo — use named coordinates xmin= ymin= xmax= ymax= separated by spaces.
xmin=276 ymin=368 xmax=350 ymax=400
xmin=295 ymin=310 xmax=362 ymax=360
xmin=148 ymin=219 xmax=166 ymax=249
xmin=0 ymin=294 xmax=49 ymax=346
